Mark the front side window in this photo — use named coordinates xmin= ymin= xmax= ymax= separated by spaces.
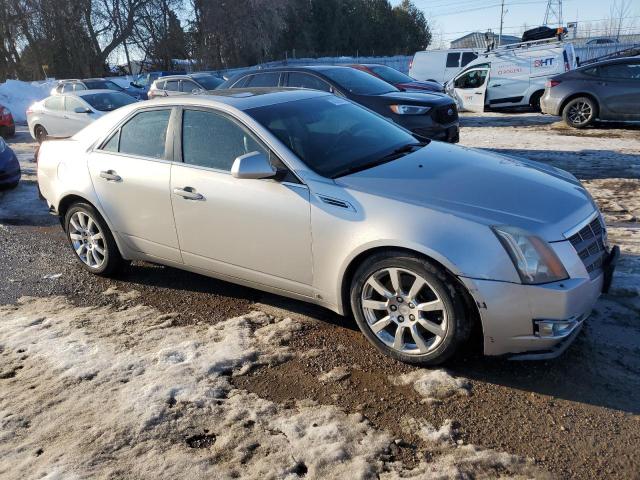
xmin=180 ymin=80 xmax=199 ymax=93
xmin=369 ymin=65 xmax=413 ymax=84
xmin=44 ymin=96 xmax=64 ymax=111
xmin=118 ymin=109 xmax=171 ymax=159
xmin=247 ymin=96 xmax=417 ymax=178
xmin=461 ymin=52 xmax=478 ymax=67
xmin=454 ymin=69 xmax=488 ymax=89
xmin=64 ymin=96 xmax=87 ymax=112
xmin=287 ymin=72 xmax=332 ymax=92
xmin=245 ymin=73 xmax=280 ymax=87
xmin=181 ymin=109 xmax=267 ymax=172
xmin=446 ymin=53 xmax=461 ymax=68
xmin=193 ymin=75 xmax=223 ymax=90
xmin=165 ymin=80 xmax=180 ymax=91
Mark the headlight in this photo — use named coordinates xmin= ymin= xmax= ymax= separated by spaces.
xmin=1 ymin=107 xmax=10 ymax=116
xmin=389 ymin=105 xmax=431 ymax=115
xmin=0 ymin=137 xmax=6 ymax=153
xmin=492 ymin=226 xmax=568 ymax=284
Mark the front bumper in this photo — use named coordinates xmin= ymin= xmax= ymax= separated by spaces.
xmin=460 ymin=245 xmax=618 ymax=359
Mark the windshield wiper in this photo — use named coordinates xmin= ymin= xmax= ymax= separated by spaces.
xmin=331 ymin=142 xmax=426 ymax=179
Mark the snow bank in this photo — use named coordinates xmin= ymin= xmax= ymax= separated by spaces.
xmin=0 ymin=297 xmax=542 ymax=479
xmin=0 ymin=80 xmax=54 ymax=123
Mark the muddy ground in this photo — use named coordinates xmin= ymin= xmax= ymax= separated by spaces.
xmin=0 ymin=115 xmax=639 ymax=479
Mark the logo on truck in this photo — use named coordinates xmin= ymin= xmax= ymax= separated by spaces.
xmin=534 ymin=57 xmax=554 ymax=68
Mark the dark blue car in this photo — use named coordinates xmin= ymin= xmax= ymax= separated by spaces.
xmin=0 ymin=136 xmax=20 ymax=189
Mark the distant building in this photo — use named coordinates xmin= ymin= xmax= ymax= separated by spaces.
xmin=451 ymin=32 xmax=521 ymax=49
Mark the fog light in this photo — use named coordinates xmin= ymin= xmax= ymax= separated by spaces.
xmin=534 ymin=319 xmax=576 ymax=338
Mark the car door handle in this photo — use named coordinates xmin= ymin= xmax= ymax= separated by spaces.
xmin=99 ymin=170 xmax=122 ymax=182
xmin=474 ymin=92 xmax=483 ymax=95
xmin=173 ymin=187 xmax=204 ymax=201
xmin=491 ymin=84 xmax=501 ymax=87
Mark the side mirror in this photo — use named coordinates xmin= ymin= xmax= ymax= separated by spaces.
xmin=74 ymin=107 xmax=92 ymax=114
xmin=231 ymin=151 xmax=276 ymax=180
xmin=191 ymin=88 xmax=205 ymax=95
xmin=130 ymin=81 xmax=142 ymax=88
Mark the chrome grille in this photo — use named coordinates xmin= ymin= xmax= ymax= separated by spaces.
xmin=567 ymin=216 xmax=607 ymax=278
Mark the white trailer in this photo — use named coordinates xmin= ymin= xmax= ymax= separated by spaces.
xmin=445 ymin=39 xmax=577 ymax=112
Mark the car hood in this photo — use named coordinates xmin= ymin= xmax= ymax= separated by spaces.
xmin=396 ymin=81 xmax=444 ymax=93
xmin=335 ymin=142 xmax=595 ymax=241
xmin=370 ymin=90 xmax=453 ymax=106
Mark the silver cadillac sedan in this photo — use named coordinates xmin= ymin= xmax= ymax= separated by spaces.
xmin=37 ymin=88 xmax=618 ymax=365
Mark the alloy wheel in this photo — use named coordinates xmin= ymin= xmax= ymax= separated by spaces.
xmin=68 ymin=211 xmax=106 ymax=269
xmin=361 ymin=267 xmax=448 ymax=355
xmin=567 ymin=101 xmax=593 ymax=126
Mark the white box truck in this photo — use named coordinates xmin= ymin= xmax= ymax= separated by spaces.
xmin=444 ymin=39 xmax=577 ymax=112
xmin=409 ymin=49 xmax=479 ymax=84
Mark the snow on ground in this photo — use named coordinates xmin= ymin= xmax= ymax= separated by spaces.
xmin=0 ymin=296 xmax=543 ymax=479
xmin=0 ymin=80 xmax=54 ymax=123
xmin=389 ymin=370 xmax=470 ymax=404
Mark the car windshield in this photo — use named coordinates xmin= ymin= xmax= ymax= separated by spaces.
xmin=320 ymin=68 xmax=399 ymax=95
xmin=247 ymin=95 xmax=420 ymax=178
xmin=83 ymin=80 xmax=124 ymax=91
xmin=368 ymin=65 xmax=414 ymax=84
xmin=194 ymin=75 xmax=224 ymax=90
xmin=81 ymin=92 xmax=137 ymax=112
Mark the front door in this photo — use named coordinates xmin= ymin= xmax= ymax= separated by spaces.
xmin=87 ymin=107 xmax=182 ymax=263
xmin=452 ymin=68 xmax=489 ymax=112
xmin=62 ymin=96 xmax=94 ymax=136
xmin=170 ymin=108 xmax=313 ymax=295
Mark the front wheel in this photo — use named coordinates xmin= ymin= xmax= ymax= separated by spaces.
xmin=64 ymin=202 xmax=124 ymax=276
xmin=350 ymin=252 xmax=469 ymax=365
xmin=562 ymin=97 xmax=597 ymax=128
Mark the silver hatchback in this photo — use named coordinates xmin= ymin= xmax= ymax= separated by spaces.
xmin=37 ymin=89 xmax=618 ymax=364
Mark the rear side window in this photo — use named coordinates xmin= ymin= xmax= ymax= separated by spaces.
xmin=599 ymin=63 xmax=640 ymax=80
xmin=165 ymin=80 xmax=180 ymax=91
xmin=182 ymin=109 xmax=267 ymax=172
xmin=61 ymin=83 xmax=75 ymax=93
xmin=461 ymin=52 xmax=478 ymax=67
xmin=287 ymin=72 xmax=332 ymax=92
xmin=118 ymin=109 xmax=171 ymax=159
xmin=44 ymin=96 xmax=64 ymax=111
xmin=245 ymin=73 xmax=280 ymax=87
xmin=446 ymin=53 xmax=461 ymax=68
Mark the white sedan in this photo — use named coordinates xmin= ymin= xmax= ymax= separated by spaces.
xmin=27 ymin=90 xmax=138 ymax=143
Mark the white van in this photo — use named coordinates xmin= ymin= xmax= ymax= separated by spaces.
xmin=445 ymin=39 xmax=577 ymax=112
xmin=409 ymin=49 xmax=479 ymax=84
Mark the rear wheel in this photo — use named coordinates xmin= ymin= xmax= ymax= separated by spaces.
xmin=64 ymin=202 xmax=124 ymax=276
xmin=34 ymin=125 xmax=48 ymax=144
xmin=350 ymin=252 xmax=469 ymax=365
xmin=529 ymin=91 xmax=543 ymax=111
xmin=562 ymin=97 xmax=597 ymax=128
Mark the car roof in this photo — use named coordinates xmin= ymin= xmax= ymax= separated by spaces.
xmin=146 ymin=88 xmax=331 ymax=110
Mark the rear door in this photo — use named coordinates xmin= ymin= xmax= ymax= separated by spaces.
xmin=87 ymin=107 xmax=182 ymax=262
xmin=41 ymin=96 xmax=66 ymax=136
xmin=452 ymin=67 xmax=489 ymax=112
xmin=595 ymin=61 xmax=640 ymax=115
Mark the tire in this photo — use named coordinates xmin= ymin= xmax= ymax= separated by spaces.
xmin=64 ymin=202 xmax=124 ymax=276
xmin=350 ymin=251 xmax=469 ymax=366
xmin=34 ymin=125 xmax=48 ymax=144
xmin=529 ymin=91 xmax=543 ymax=111
xmin=562 ymin=96 xmax=597 ymax=128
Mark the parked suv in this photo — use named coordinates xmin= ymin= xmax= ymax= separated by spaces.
xmin=541 ymin=58 xmax=640 ymax=128
xmin=148 ymin=73 xmax=224 ymax=99
xmin=51 ymin=78 xmax=145 ymax=100
xmin=220 ymin=66 xmax=459 ymax=142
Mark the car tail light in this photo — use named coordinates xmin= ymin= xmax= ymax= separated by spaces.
xmin=546 ymin=80 xmax=561 ymax=88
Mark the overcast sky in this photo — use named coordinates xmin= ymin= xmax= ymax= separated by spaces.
xmin=391 ymin=0 xmax=640 ymax=45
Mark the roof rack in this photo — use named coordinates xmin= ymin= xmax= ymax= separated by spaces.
xmin=578 ymin=44 xmax=640 ymax=66
xmin=490 ymin=37 xmax=566 ymax=53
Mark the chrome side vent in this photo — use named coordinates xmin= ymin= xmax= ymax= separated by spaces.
xmin=317 ymin=195 xmax=353 ymax=211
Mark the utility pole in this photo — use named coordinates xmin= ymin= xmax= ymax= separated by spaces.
xmin=544 ymin=0 xmax=563 ymax=28
xmin=498 ymin=0 xmax=506 ymax=46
